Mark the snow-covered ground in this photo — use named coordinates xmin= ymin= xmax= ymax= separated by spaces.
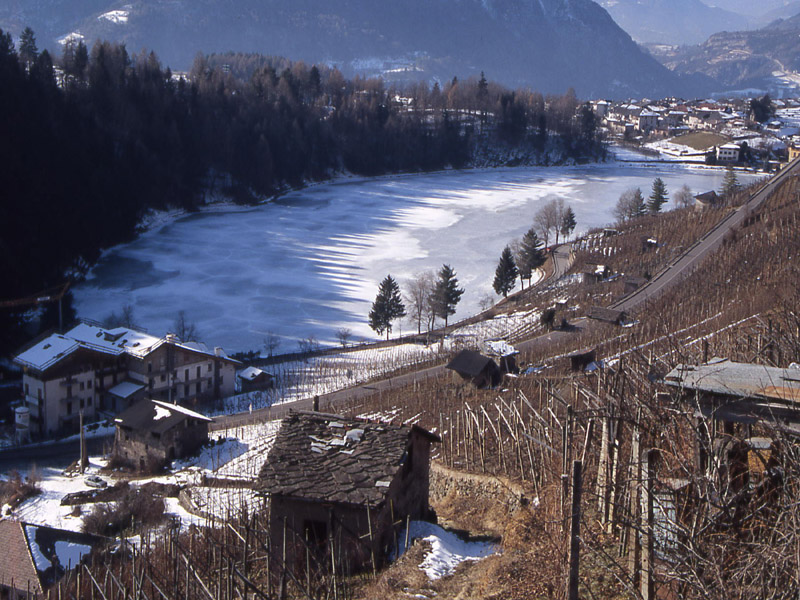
xmin=394 ymin=520 xmax=498 ymax=580
xmin=73 ymin=163 xmax=759 ymax=352
xmin=10 ymin=420 xmax=280 ymax=530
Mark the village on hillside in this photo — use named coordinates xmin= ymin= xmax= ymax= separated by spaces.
xmin=593 ymin=95 xmax=800 ymax=167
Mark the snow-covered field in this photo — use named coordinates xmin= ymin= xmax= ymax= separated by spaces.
xmin=73 ymin=162 xmax=758 ymax=352
xmin=9 ymin=420 xmax=280 ymax=531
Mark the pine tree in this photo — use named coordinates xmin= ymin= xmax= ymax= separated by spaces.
xmin=369 ymin=275 xmax=406 ymax=339
xmin=721 ymin=165 xmax=739 ymax=198
xmin=560 ymin=206 xmax=577 ymax=240
xmin=517 ymin=228 xmax=546 ymax=284
xmin=493 ymin=246 xmax=518 ymax=297
xmin=17 ymin=26 xmax=38 ymax=67
xmin=432 ymin=264 xmax=464 ymax=328
xmin=633 ymin=188 xmax=647 ymax=218
xmin=647 ymin=178 xmax=668 ymax=214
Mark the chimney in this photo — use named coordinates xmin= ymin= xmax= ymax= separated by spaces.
xmin=165 ymin=333 xmax=178 ymax=343
xmin=215 ymin=347 xmax=223 ymax=357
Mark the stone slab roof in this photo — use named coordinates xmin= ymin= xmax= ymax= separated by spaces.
xmin=258 ymin=411 xmax=437 ymax=507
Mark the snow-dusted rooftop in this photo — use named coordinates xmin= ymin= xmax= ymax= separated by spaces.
xmin=108 ymin=380 xmax=145 ymax=399
xmin=14 ymin=322 xmax=229 ymax=373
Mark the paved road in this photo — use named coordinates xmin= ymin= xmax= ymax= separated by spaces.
xmin=551 ymin=245 xmax=573 ymax=280
xmin=612 ymin=160 xmax=799 ymax=313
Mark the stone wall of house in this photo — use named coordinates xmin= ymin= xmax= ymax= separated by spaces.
xmin=429 ymin=462 xmax=527 ymax=512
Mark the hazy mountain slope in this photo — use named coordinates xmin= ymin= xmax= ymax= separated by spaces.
xmin=761 ymin=1 xmax=800 ymax=22
xmin=663 ymin=13 xmax=800 ymax=92
xmin=0 ymin=0 xmax=710 ymax=98
xmin=704 ymin=0 xmax=791 ymax=17
xmin=597 ymin=0 xmax=750 ymax=45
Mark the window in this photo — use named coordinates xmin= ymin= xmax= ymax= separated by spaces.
xmin=184 ymin=384 xmax=189 ymax=397
xmin=160 ymin=374 xmax=166 ymax=382
xmin=148 ymin=362 xmax=152 ymax=373
xmin=25 ymin=384 xmax=29 ymax=395
xmin=80 ymin=382 xmax=85 ymax=391
xmin=66 ymin=385 xmax=72 ymax=399
xmin=196 ymin=382 xmax=201 ymax=394
xmin=87 ymin=397 xmax=92 ymax=406
xmin=196 ymin=366 xmax=201 ymax=378
xmin=66 ymin=402 xmax=72 ymax=415
xmin=80 ymin=399 xmax=85 ymax=409
xmin=185 ymin=369 xmax=189 ymax=381
xmin=207 ymin=363 xmax=212 ymax=372
xmin=87 ymin=380 xmax=92 ymax=389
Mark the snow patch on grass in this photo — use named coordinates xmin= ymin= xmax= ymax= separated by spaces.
xmin=394 ymin=521 xmax=498 ymax=580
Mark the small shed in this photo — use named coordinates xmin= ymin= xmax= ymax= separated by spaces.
xmin=257 ymin=411 xmax=439 ymax=571
xmin=694 ymin=190 xmax=720 ymax=211
xmin=446 ymin=350 xmax=502 ymax=388
xmin=589 ymin=306 xmax=628 ymax=325
xmin=581 ymin=264 xmax=610 ymax=285
xmin=238 ymin=366 xmax=274 ymax=393
xmin=567 ymin=348 xmax=597 ymax=372
xmin=0 ymin=520 xmax=100 ymax=598
xmin=624 ymin=276 xmax=648 ymax=295
xmin=113 ymin=399 xmax=212 ymax=470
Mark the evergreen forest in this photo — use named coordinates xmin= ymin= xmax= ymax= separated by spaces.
xmin=0 ymin=30 xmax=604 ymax=352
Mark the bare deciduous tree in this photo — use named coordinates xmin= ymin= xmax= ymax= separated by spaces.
xmin=534 ymin=198 xmax=562 ymax=246
xmin=673 ymin=184 xmax=694 ymax=208
xmin=336 ymin=327 xmax=352 ymax=347
xmin=405 ymin=271 xmax=436 ymax=334
xmin=172 ymin=310 xmax=199 ymax=341
xmin=264 ymin=331 xmax=281 ymax=357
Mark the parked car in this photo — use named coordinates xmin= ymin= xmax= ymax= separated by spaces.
xmin=84 ymin=474 xmax=107 ymax=488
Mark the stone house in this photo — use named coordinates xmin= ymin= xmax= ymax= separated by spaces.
xmin=14 ymin=322 xmax=237 ymax=438
xmin=113 ymin=399 xmax=212 ymax=470
xmin=0 ymin=520 xmax=100 ymax=598
xmin=257 ymin=411 xmax=439 ymax=572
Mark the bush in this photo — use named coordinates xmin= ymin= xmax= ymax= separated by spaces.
xmin=540 ymin=308 xmax=556 ymax=330
xmin=83 ymin=487 xmax=165 ymax=536
xmin=0 ymin=470 xmax=40 ymax=508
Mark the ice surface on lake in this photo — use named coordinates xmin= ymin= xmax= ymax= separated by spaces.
xmin=73 ymin=163 xmax=758 ymax=351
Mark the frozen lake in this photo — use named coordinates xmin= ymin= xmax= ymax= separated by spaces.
xmin=73 ymin=160 xmax=760 ymax=352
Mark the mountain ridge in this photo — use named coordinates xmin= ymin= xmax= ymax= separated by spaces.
xmin=0 ymin=0 xmax=710 ymax=98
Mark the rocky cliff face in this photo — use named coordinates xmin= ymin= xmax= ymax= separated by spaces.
xmin=0 ymin=0 xmax=709 ymax=98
